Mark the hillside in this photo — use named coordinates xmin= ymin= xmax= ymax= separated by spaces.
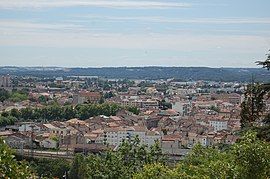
xmin=0 ymin=66 xmax=269 ymax=82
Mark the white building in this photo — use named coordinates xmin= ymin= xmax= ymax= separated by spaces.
xmin=209 ymin=120 xmax=228 ymax=132
xmin=104 ymin=126 xmax=161 ymax=147
xmin=172 ymin=101 xmax=191 ymax=116
xmin=18 ymin=122 xmax=45 ymax=133
xmin=175 ymin=88 xmax=196 ymax=96
xmin=120 ymin=99 xmax=159 ymax=109
xmin=198 ymin=135 xmax=211 ymax=147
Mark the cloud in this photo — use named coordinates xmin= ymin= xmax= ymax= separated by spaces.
xmin=0 ymin=19 xmax=269 ymax=51
xmin=0 ymin=20 xmax=85 ymax=32
xmin=76 ymin=15 xmax=270 ymax=25
xmin=0 ymin=0 xmax=191 ymax=9
xmin=0 ymin=23 xmax=268 ymax=53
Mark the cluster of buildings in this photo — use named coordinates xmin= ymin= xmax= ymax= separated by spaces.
xmin=1 ymin=75 xmax=266 ymax=157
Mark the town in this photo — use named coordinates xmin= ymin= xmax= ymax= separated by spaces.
xmin=0 ymin=73 xmax=254 ymax=159
xmin=1 ymin=0 xmax=270 ymax=178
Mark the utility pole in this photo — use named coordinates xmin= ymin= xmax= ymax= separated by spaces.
xmin=30 ymin=125 xmax=35 ymax=159
xmin=66 ymin=134 xmax=69 ymax=156
xmin=20 ymin=141 xmax=24 ymax=160
xmin=83 ymin=132 xmax=86 ymax=155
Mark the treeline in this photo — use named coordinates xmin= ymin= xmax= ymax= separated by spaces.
xmin=1 ymin=103 xmax=139 ymax=125
xmin=0 ymin=89 xmax=28 ymax=103
xmin=135 ymin=132 xmax=270 ymax=179
xmin=1 ymin=66 xmax=270 ymax=82
xmin=0 ymin=116 xmax=17 ymax=127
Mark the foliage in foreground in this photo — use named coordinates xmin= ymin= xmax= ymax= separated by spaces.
xmin=69 ymin=137 xmax=164 ymax=179
xmin=0 ymin=138 xmax=33 ymax=178
xmin=67 ymin=131 xmax=270 ymax=179
xmin=2 ymin=130 xmax=269 ymax=179
xmin=134 ymin=131 xmax=270 ymax=179
xmin=28 ymin=158 xmax=70 ymax=178
xmin=241 ymin=53 xmax=270 ymax=142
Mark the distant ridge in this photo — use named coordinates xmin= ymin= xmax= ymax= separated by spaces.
xmin=0 ymin=66 xmax=269 ymax=82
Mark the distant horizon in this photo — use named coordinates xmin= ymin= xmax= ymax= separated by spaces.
xmin=0 ymin=65 xmax=263 ymax=69
xmin=1 ymin=65 xmax=269 ymax=82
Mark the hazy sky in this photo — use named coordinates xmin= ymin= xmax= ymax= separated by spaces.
xmin=0 ymin=0 xmax=270 ymax=67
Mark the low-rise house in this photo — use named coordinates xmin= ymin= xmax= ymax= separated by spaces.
xmin=40 ymin=138 xmax=58 ymax=149
xmin=4 ymin=132 xmax=36 ymax=149
xmin=212 ymin=134 xmax=226 ymax=145
xmin=85 ymin=129 xmax=104 ymax=144
xmin=73 ymin=91 xmax=101 ymax=104
xmin=161 ymin=134 xmax=182 ymax=155
xmin=197 ymin=135 xmax=211 ymax=147
xmin=186 ymin=132 xmax=199 ymax=148
xmin=158 ymin=109 xmax=179 ymax=117
xmin=43 ymin=123 xmax=71 ymax=144
xmin=225 ymin=135 xmax=239 ymax=145
xmin=0 ymin=130 xmax=14 ymax=138
xmin=18 ymin=122 xmax=45 ymax=133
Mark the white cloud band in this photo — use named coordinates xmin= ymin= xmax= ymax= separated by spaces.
xmin=0 ymin=0 xmax=191 ymax=9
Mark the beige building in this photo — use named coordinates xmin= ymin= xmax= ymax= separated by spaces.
xmin=0 ymin=75 xmax=11 ymax=88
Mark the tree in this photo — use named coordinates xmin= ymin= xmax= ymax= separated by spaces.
xmin=126 ymin=106 xmax=140 ymax=115
xmin=20 ymin=107 xmax=33 ymax=120
xmin=0 ymin=88 xmax=9 ymax=102
xmin=69 ymin=154 xmax=86 ymax=179
xmin=99 ymin=97 xmax=105 ymax=104
xmin=241 ymin=52 xmax=270 ymax=140
xmin=210 ymin=105 xmax=220 ymax=113
xmin=133 ymin=163 xmax=176 ymax=179
xmin=76 ymin=104 xmax=91 ymax=120
xmin=256 ymin=50 xmax=270 ymax=70
xmin=85 ymin=151 xmax=129 ymax=179
xmin=231 ymin=131 xmax=270 ymax=179
xmin=104 ymin=91 xmax=114 ymax=99
xmin=159 ymin=99 xmax=172 ymax=110
xmin=133 ymin=131 xmax=270 ymax=179
xmin=38 ymin=95 xmax=47 ymax=104
xmin=240 ymin=83 xmax=266 ymax=128
xmin=81 ymin=137 xmax=164 ymax=178
xmin=62 ymin=105 xmax=76 ymax=120
xmin=45 ymin=104 xmax=63 ymax=120
xmin=10 ymin=108 xmax=20 ymax=118
xmin=0 ymin=138 xmax=33 ymax=178
xmin=9 ymin=91 xmax=28 ymax=102
xmin=0 ymin=116 xmax=16 ymax=127
xmin=29 ymin=158 xmax=70 ymax=178
xmin=4 ymin=103 xmax=123 ymax=122
xmin=1 ymin=111 xmax=9 ymax=117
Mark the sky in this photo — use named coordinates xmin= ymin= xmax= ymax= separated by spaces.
xmin=0 ymin=0 xmax=270 ymax=68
